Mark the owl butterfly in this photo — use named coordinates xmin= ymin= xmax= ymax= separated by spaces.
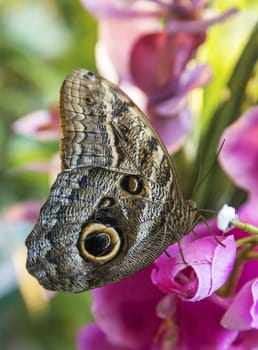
xmin=26 ymin=68 xmax=197 ymax=293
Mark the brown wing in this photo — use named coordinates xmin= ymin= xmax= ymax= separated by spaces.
xmin=60 ymin=68 xmax=183 ymax=203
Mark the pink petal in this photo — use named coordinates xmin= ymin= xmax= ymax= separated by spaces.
xmin=151 ymin=235 xmax=236 ymax=301
xmin=156 ymin=295 xmax=238 ymax=349
xmin=77 ymin=324 xmax=126 ymax=350
xmin=210 ymin=236 xmax=236 ymax=294
xmin=149 ymin=65 xmax=212 ymax=118
xmin=176 ymin=64 xmax=212 ymax=96
xmin=92 ymin=265 xmax=163 ymax=348
xmin=228 ymin=330 xmax=258 ymax=350
xmin=166 ymin=7 xmax=238 ymax=33
xmin=150 ymin=93 xmax=187 ymax=118
xmin=13 ymin=108 xmax=60 ymax=141
xmin=131 ymin=32 xmax=177 ymax=94
xmin=177 ymin=295 xmax=238 ymax=349
xmin=149 ymin=106 xmax=192 ymax=153
xmin=219 ymin=106 xmax=258 ymax=196
xmin=221 ymin=279 xmax=258 ymax=330
xmin=96 ymin=18 xmax=161 ymax=82
xmin=81 ymin=0 xmax=162 ymax=18
xmin=4 ymin=201 xmax=41 ymax=224
xmin=130 ymin=31 xmax=205 ymax=95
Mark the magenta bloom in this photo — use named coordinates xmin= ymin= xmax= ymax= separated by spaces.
xmin=152 ymin=235 xmax=236 ymax=301
xmin=77 ymin=235 xmax=237 ymax=350
xmin=81 ymin=0 xmax=236 ymax=152
xmin=129 ymin=31 xmax=211 ymax=152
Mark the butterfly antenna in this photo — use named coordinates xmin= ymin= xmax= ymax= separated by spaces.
xmin=192 ymin=146 xmax=204 ymax=195
xmin=192 ymin=139 xmax=225 ymax=196
xmin=197 ymin=208 xmax=217 ymax=215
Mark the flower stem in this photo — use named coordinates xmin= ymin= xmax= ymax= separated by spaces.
xmin=231 ymin=219 xmax=258 ymax=235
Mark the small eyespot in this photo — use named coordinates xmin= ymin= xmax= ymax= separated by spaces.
xmin=98 ymin=197 xmax=115 ymax=209
xmin=85 ymin=95 xmax=95 ymax=105
xmin=83 ymin=71 xmax=96 ymax=79
xmin=78 ymin=222 xmax=121 ymax=263
xmin=120 ymin=175 xmax=144 ymax=195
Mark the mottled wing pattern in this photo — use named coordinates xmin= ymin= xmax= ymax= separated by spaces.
xmin=60 ymin=69 xmax=182 ymax=201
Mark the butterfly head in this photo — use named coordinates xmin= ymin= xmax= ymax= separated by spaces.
xmin=173 ymin=199 xmax=198 ymax=237
xmin=185 ymin=199 xmax=198 ymax=232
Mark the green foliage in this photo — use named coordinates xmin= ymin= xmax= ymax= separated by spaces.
xmin=195 ymin=21 xmax=258 ymax=209
xmin=0 ymin=290 xmax=92 ymax=350
xmin=0 ymin=0 xmax=97 ymax=208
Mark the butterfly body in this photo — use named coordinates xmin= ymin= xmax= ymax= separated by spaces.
xmin=26 ymin=69 xmax=196 ymax=292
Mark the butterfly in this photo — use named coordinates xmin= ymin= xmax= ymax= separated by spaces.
xmin=25 ymin=68 xmax=197 ymax=292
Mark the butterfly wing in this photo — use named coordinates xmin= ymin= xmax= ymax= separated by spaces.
xmin=60 ymin=69 xmax=182 ymax=196
xmin=26 ymin=69 xmax=192 ymax=292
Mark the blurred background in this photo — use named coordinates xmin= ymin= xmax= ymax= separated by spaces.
xmin=0 ymin=0 xmax=257 ymax=349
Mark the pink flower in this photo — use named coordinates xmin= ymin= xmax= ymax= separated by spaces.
xmin=77 ymin=234 xmax=237 ymax=350
xmin=95 ymin=16 xmax=161 ymax=83
xmin=152 ymin=235 xmax=236 ymax=301
xmin=81 ymin=0 xmax=236 ymax=152
xmin=130 ymin=31 xmax=211 ymax=151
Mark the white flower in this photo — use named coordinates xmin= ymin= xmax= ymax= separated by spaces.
xmin=217 ymin=204 xmax=238 ymax=232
